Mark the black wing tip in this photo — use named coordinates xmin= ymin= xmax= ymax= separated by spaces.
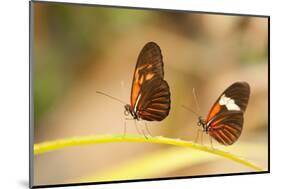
xmin=229 ymin=81 xmax=251 ymax=95
xmin=232 ymin=81 xmax=250 ymax=89
xmin=144 ymin=41 xmax=161 ymax=49
xmin=146 ymin=41 xmax=159 ymax=45
xmin=139 ymin=41 xmax=163 ymax=64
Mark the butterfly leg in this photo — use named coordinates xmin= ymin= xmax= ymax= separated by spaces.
xmin=123 ymin=117 xmax=135 ymax=136
xmin=140 ymin=121 xmax=148 ymax=139
xmin=200 ymin=130 xmax=204 ymax=145
xmin=134 ymin=119 xmax=142 ymax=136
xmin=142 ymin=128 xmax=148 ymax=139
xmin=136 ymin=120 xmax=148 ymax=139
xmin=194 ymin=128 xmax=200 ymax=144
xmin=209 ymin=135 xmax=214 ymax=149
xmin=145 ymin=122 xmax=153 ymax=137
xmin=123 ymin=119 xmax=127 ymax=137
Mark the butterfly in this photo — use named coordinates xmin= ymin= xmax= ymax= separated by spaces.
xmin=124 ymin=42 xmax=171 ymax=121
xmin=197 ymin=82 xmax=250 ymax=145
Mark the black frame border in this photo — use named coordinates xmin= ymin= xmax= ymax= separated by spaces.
xmin=29 ymin=0 xmax=270 ymax=188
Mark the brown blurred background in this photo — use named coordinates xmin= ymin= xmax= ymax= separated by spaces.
xmin=32 ymin=2 xmax=268 ymax=186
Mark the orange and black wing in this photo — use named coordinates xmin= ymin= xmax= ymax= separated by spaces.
xmin=136 ymin=78 xmax=171 ymax=121
xmin=208 ymin=111 xmax=244 ymax=145
xmin=206 ymin=82 xmax=250 ymax=145
xmin=130 ymin=42 xmax=164 ymax=109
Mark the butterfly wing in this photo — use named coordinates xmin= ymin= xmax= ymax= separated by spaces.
xmin=130 ymin=42 xmax=164 ymax=109
xmin=206 ymin=82 xmax=250 ymax=145
xmin=135 ymin=78 xmax=171 ymax=121
xmin=208 ymin=111 xmax=244 ymax=145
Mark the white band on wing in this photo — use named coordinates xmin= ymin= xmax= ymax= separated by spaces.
xmin=134 ymin=93 xmax=142 ymax=113
xmin=219 ymin=94 xmax=240 ymax=111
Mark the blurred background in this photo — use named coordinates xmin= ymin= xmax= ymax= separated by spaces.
xmin=32 ymin=2 xmax=268 ymax=186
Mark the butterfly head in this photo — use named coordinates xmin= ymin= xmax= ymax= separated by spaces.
xmin=124 ymin=104 xmax=131 ymax=116
xmin=124 ymin=104 xmax=138 ymax=120
xmin=197 ymin=116 xmax=207 ymax=131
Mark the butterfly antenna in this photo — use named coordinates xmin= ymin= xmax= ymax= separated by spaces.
xmin=181 ymin=105 xmax=199 ymax=117
xmin=193 ymin=88 xmax=201 ymax=114
xmin=96 ymin=91 xmax=126 ymax=105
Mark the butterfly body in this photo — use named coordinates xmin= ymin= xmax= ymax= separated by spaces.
xmin=197 ymin=116 xmax=208 ymax=132
xmin=125 ymin=42 xmax=171 ymax=121
xmin=124 ymin=104 xmax=138 ymax=120
xmin=197 ymin=82 xmax=250 ymax=145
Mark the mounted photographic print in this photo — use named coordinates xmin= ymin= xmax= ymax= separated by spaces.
xmin=30 ymin=1 xmax=269 ymax=188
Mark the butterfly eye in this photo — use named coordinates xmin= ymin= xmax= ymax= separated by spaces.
xmin=124 ymin=110 xmax=130 ymax=116
xmin=124 ymin=105 xmax=131 ymax=116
